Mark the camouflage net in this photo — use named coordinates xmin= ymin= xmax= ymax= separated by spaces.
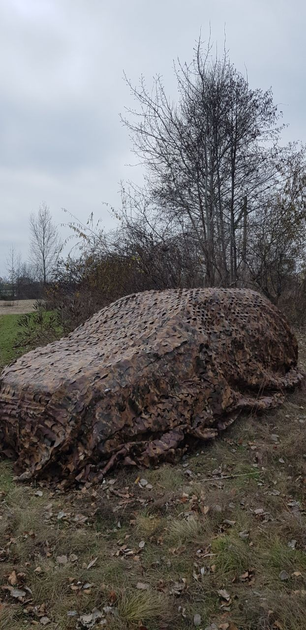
xmin=0 ymin=288 xmax=303 ymax=483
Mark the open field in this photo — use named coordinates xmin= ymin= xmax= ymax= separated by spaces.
xmin=0 ymin=310 xmax=61 ymax=370
xmin=0 ymin=300 xmax=36 ymax=316
xmin=0 ymin=314 xmax=24 ymax=368
xmin=0 ymin=323 xmax=305 ymax=629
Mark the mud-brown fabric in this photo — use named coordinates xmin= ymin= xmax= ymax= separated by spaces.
xmin=0 ymin=288 xmax=303 ymax=482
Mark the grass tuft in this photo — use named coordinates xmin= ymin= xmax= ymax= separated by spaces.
xmin=118 ymin=589 xmax=171 ymax=624
xmin=167 ymin=515 xmax=203 ymax=543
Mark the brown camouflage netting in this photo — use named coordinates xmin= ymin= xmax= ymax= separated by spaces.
xmin=0 ymin=288 xmax=303 ymax=483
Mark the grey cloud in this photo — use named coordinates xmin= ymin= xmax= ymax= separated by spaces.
xmin=0 ymin=97 xmax=122 ymax=174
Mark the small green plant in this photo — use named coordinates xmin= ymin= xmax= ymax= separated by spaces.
xmin=16 ymin=303 xmax=63 ymax=352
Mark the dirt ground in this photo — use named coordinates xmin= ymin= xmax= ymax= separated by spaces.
xmin=0 ymin=300 xmax=36 ymax=315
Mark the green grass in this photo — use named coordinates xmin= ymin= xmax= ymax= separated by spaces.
xmin=0 ymin=460 xmax=15 ymax=493
xmin=0 ymin=310 xmax=62 ymax=369
xmin=0 ymin=314 xmax=22 ymax=367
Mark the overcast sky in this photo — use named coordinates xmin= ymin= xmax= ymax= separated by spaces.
xmin=0 ymin=0 xmax=305 ymax=277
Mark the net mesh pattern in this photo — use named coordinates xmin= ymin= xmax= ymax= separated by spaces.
xmin=0 ymin=288 xmax=303 ymax=482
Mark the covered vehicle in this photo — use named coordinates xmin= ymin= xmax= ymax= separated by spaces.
xmin=0 ymin=288 xmax=303 ymax=482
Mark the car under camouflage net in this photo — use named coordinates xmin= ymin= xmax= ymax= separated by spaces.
xmin=0 ymin=288 xmax=303 ymax=483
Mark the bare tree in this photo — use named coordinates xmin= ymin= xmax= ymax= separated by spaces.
xmin=30 ymin=203 xmax=61 ymax=284
xmin=246 ymin=145 xmax=306 ymax=303
xmin=6 ymin=246 xmax=22 ymax=299
xmin=122 ymin=39 xmax=284 ymax=287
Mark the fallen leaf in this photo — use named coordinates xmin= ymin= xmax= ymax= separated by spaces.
xmin=56 ymin=555 xmax=68 ymax=565
xmin=86 ymin=557 xmax=98 ymax=570
xmin=10 ymin=587 xmax=27 ymax=599
xmin=217 ymin=589 xmax=231 ymax=601
xmin=73 ymin=513 xmax=88 ymax=524
xmin=136 ymin=582 xmax=150 ymax=590
xmin=8 ymin=570 xmax=17 ymax=586
xmin=288 ymin=539 xmax=297 ymax=549
xmin=193 ymin=613 xmax=201 ymax=626
xmin=169 ymin=579 xmax=187 ymax=596
xmin=78 ymin=613 xmax=94 ymax=627
xmin=240 ymin=571 xmax=249 ymax=581
xmin=279 ymin=570 xmax=289 ymax=581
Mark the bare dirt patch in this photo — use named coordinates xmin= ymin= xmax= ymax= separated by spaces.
xmin=0 ymin=300 xmax=36 ymax=315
